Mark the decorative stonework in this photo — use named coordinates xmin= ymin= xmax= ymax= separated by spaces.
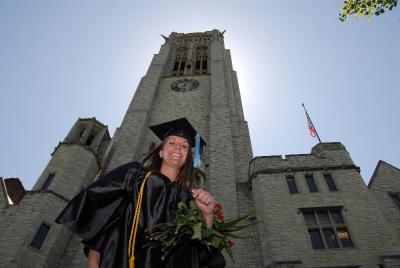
xmin=170 ymin=78 xmax=199 ymax=92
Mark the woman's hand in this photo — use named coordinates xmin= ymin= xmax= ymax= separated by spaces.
xmin=192 ymin=188 xmax=215 ymax=228
xmin=87 ymin=249 xmax=100 ymax=268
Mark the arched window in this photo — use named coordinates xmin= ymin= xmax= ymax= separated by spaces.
xmin=172 ymin=47 xmax=187 ymax=76
xmin=195 ymin=47 xmax=208 ymax=75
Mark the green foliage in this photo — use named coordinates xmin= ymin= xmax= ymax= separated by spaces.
xmin=144 ymin=201 xmax=258 ymax=262
xmin=339 ymin=0 xmax=397 ymax=21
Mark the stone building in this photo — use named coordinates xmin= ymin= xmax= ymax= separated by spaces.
xmin=1 ymin=30 xmax=399 ymax=268
xmin=250 ymin=143 xmax=400 ymax=267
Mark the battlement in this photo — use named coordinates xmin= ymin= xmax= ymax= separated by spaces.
xmin=249 ymin=142 xmax=358 ymax=178
xmin=170 ymin=29 xmax=223 ymax=38
xmin=167 ymin=29 xmax=224 ymax=45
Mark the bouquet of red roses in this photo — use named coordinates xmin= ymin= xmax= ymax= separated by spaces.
xmin=145 ymin=200 xmax=257 ymax=261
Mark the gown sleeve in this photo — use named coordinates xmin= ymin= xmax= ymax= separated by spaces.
xmin=56 ymin=165 xmax=226 ymax=268
xmin=55 ymin=162 xmax=143 ymax=250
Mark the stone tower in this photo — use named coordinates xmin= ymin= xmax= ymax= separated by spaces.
xmin=0 ymin=30 xmax=262 ymax=268
xmin=101 ymin=29 xmax=261 ymax=267
xmin=2 ymin=30 xmax=400 ymax=268
xmin=0 ymin=118 xmax=110 ymax=268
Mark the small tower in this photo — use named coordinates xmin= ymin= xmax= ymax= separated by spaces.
xmin=33 ymin=117 xmax=111 ymax=197
xmin=0 ymin=118 xmax=110 ymax=268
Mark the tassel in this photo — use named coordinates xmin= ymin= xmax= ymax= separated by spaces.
xmin=193 ymin=134 xmax=201 ymax=168
xmin=129 ymin=256 xmax=134 ymax=268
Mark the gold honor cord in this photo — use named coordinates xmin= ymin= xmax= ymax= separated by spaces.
xmin=128 ymin=171 xmax=152 ymax=268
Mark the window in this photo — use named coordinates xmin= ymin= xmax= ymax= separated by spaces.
xmin=302 ymin=208 xmax=353 ymax=249
xmin=172 ymin=47 xmax=188 ymax=76
xmin=194 ymin=47 xmax=208 ymax=74
xmin=308 ymin=230 xmax=324 ymax=249
xmin=324 ymin=174 xmax=338 ymax=192
xmin=391 ymin=193 xmax=400 ymax=209
xmin=30 ymin=224 xmax=50 ymax=249
xmin=305 ymin=175 xmax=318 ymax=192
xmin=85 ymin=132 xmax=96 ymax=146
xmin=79 ymin=129 xmax=85 ymax=138
xmin=42 ymin=174 xmax=55 ymax=190
xmin=286 ymin=176 xmax=298 ymax=194
xmin=173 ymin=61 xmax=179 ymax=72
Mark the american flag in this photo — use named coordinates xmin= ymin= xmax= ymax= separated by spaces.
xmin=302 ymin=103 xmax=321 ymax=143
xmin=307 ymin=117 xmax=317 ymax=138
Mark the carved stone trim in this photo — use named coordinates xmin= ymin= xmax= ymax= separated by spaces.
xmin=170 ymin=78 xmax=200 ymax=92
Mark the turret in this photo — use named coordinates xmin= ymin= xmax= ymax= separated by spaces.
xmin=0 ymin=118 xmax=110 ymax=268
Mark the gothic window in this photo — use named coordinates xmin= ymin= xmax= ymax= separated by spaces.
xmin=302 ymin=208 xmax=353 ymax=250
xmin=305 ymin=175 xmax=318 ymax=193
xmin=30 ymin=224 xmax=50 ymax=249
xmin=286 ymin=176 xmax=298 ymax=194
xmin=173 ymin=61 xmax=179 ymax=72
xmin=179 ymin=56 xmax=186 ymax=75
xmin=324 ymin=174 xmax=338 ymax=192
xmin=172 ymin=48 xmax=187 ymax=76
xmin=42 ymin=174 xmax=55 ymax=190
xmin=194 ymin=47 xmax=208 ymax=74
xmin=391 ymin=193 xmax=400 ymax=209
xmin=86 ymin=131 xmax=96 ymax=147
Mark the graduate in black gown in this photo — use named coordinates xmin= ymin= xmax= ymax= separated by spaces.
xmin=56 ymin=118 xmax=226 ymax=268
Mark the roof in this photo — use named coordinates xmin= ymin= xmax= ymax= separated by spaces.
xmin=79 ymin=117 xmax=111 ymax=140
xmin=368 ymin=160 xmax=400 ymax=188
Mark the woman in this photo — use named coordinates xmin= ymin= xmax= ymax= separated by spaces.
xmin=56 ymin=118 xmax=225 ymax=268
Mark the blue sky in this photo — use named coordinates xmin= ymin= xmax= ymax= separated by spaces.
xmin=1 ymin=1 xmax=399 ymax=190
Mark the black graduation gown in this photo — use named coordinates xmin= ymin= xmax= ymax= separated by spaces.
xmin=55 ymin=162 xmax=225 ymax=268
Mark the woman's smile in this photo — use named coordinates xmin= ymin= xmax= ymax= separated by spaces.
xmin=160 ymin=135 xmax=189 ymax=169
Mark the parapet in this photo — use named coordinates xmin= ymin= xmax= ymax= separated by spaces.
xmin=311 ymin=142 xmax=346 ymax=155
xmin=249 ymin=142 xmax=358 ymax=179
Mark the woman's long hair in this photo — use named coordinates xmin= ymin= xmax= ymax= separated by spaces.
xmin=142 ymin=140 xmax=194 ymax=191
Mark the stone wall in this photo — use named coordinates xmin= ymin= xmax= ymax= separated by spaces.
xmin=33 ymin=145 xmax=99 ymax=199
xmin=0 ymin=192 xmax=70 ymax=268
xmin=369 ymin=161 xmax=400 ymax=241
xmin=250 ymin=142 xmax=400 ymax=267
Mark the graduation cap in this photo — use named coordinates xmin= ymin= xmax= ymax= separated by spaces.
xmin=149 ymin=118 xmax=206 ymax=168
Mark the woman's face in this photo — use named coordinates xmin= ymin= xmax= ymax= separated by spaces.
xmin=159 ymin=135 xmax=190 ymax=169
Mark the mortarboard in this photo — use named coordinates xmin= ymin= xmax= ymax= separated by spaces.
xmin=149 ymin=118 xmax=206 ymax=168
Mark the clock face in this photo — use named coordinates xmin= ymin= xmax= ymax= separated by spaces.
xmin=171 ymin=79 xmax=200 ymax=92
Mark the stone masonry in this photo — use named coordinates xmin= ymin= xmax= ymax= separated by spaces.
xmin=250 ymin=142 xmax=400 ymax=267
xmin=368 ymin=161 xmax=400 ymax=242
xmin=1 ymin=31 xmax=400 ymax=268
xmin=0 ymin=118 xmax=110 ymax=268
xmin=101 ymin=30 xmax=258 ymax=267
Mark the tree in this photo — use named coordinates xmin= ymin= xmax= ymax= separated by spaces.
xmin=339 ymin=0 xmax=398 ymax=21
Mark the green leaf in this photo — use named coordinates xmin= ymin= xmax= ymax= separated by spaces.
xmin=201 ymin=228 xmax=214 ymax=238
xmin=189 ymin=200 xmax=197 ymax=209
xmin=191 ymin=222 xmax=202 ymax=240
xmin=178 ymin=202 xmax=188 ymax=210
xmin=219 ymin=213 xmax=256 ymax=227
xmin=212 ymin=235 xmax=222 ymax=249
xmin=224 ymin=246 xmax=234 ymax=263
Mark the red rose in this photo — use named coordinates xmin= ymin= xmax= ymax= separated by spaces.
xmin=216 ymin=213 xmax=224 ymax=222
xmin=214 ymin=203 xmax=222 ymax=212
xmin=214 ymin=203 xmax=224 ymax=222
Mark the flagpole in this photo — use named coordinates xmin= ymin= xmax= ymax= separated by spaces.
xmin=302 ymin=103 xmax=322 ymax=143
